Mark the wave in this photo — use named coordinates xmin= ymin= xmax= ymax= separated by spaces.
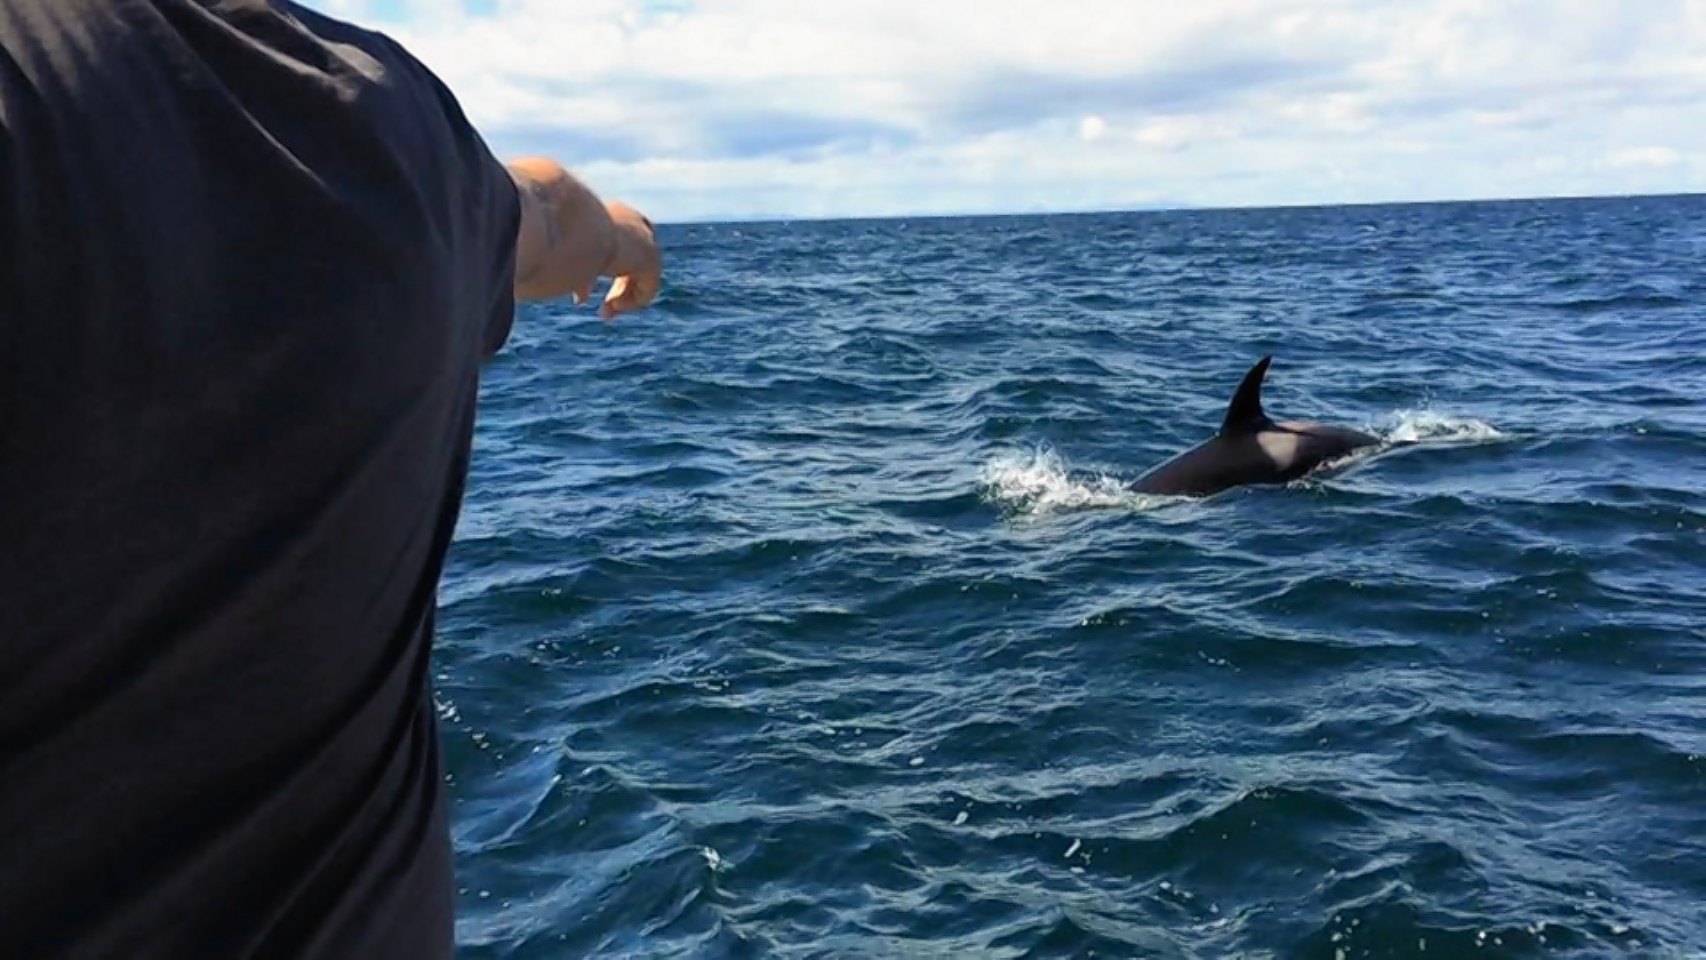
xmin=1377 ymin=410 xmax=1507 ymax=445
xmin=977 ymin=447 xmax=1173 ymax=516
xmin=446 ymin=201 xmax=1706 ymax=959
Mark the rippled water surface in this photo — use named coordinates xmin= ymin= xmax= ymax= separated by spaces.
xmin=439 ymin=196 xmax=1706 ymax=958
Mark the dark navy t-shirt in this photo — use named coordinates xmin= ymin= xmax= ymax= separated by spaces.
xmin=0 ymin=2 xmax=520 ymax=956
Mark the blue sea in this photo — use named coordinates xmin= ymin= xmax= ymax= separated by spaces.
xmin=437 ymin=195 xmax=1706 ymax=959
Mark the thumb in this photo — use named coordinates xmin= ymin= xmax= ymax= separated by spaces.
xmin=599 ymin=276 xmax=631 ymax=320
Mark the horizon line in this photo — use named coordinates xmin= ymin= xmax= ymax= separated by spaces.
xmin=652 ymin=188 xmax=1705 ymax=228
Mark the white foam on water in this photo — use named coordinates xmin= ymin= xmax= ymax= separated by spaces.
xmin=979 ymin=447 xmax=1173 ymax=516
xmin=1380 ymin=409 xmax=1507 ymax=445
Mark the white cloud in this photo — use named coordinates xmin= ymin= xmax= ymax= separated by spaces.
xmin=299 ymin=0 xmax=1706 ymax=221
xmin=1606 ymin=146 xmax=1683 ymax=169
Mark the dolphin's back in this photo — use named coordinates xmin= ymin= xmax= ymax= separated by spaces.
xmin=1130 ymin=357 xmax=1381 ymax=498
xmin=1133 ymin=436 xmax=1275 ymax=496
xmin=1134 ymin=422 xmax=1376 ymax=497
xmin=1262 ymin=420 xmax=1380 ymax=479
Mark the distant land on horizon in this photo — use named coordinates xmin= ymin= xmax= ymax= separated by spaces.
xmin=658 ymin=189 xmax=1705 ymax=229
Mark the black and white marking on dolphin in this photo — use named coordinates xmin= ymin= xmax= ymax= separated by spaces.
xmin=1133 ymin=355 xmax=1381 ymax=498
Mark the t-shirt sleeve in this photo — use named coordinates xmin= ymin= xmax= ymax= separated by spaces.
xmin=470 ymin=146 xmax=522 ymax=359
xmin=375 ymin=32 xmax=522 ymax=359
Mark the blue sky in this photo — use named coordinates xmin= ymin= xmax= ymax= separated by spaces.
xmin=302 ymin=0 xmax=1706 ymax=223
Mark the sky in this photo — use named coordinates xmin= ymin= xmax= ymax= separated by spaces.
xmin=300 ymin=0 xmax=1706 ymax=223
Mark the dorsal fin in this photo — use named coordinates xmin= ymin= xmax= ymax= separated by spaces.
xmin=1219 ymin=355 xmax=1274 ymax=436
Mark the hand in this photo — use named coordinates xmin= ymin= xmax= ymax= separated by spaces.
xmin=597 ymin=201 xmax=661 ymax=320
xmin=506 ymin=158 xmax=663 ymax=314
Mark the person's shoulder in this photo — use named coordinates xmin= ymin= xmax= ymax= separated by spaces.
xmin=274 ymin=0 xmax=403 ymax=56
xmin=277 ymin=1 xmax=471 ymax=123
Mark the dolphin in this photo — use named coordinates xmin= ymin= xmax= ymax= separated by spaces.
xmin=1133 ymin=355 xmax=1380 ymax=497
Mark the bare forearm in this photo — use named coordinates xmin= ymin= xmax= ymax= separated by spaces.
xmin=506 ymin=157 xmax=615 ymax=303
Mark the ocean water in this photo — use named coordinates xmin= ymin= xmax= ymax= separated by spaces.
xmin=437 ymin=195 xmax=1706 ymax=959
